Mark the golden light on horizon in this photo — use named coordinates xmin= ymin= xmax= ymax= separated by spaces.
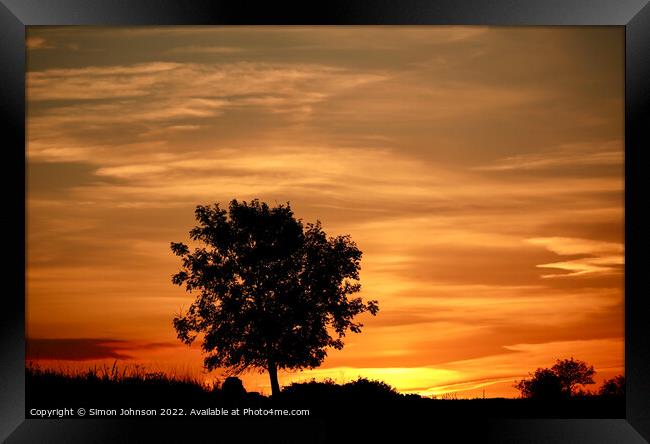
xmin=26 ymin=26 xmax=624 ymax=398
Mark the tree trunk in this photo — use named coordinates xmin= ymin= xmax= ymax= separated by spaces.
xmin=268 ymin=359 xmax=281 ymax=398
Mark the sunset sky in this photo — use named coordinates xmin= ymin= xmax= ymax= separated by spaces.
xmin=26 ymin=26 xmax=624 ymax=398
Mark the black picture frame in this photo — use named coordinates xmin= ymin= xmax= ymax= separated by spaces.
xmin=1 ymin=1 xmax=648 ymax=442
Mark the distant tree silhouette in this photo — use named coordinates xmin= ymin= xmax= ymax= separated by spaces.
xmin=515 ymin=357 xmax=596 ymax=399
xmin=171 ymin=199 xmax=378 ymax=397
xmin=599 ymin=375 xmax=625 ymax=398
xmin=551 ymin=358 xmax=595 ymax=395
xmin=514 ymin=368 xmax=566 ymax=400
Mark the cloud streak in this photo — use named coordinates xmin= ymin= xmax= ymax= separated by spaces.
xmin=475 ymin=141 xmax=624 ymax=172
xmin=26 ymin=36 xmax=54 ymax=50
xmin=527 ymin=237 xmax=624 ymax=278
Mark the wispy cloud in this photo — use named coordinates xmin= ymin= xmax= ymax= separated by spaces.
xmin=26 ymin=338 xmax=180 ymax=361
xmin=527 ymin=237 xmax=623 ymax=256
xmin=27 ymin=338 xmax=133 ymax=360
xmin=536 ymin=256 xmax=623 ymax=278
xmin=474 ymin=140 xmax=624 ymax=172
xmin=527 ymin=237 xmax=624 ymax=278
xmin=27 ymin=61 xmax=388 ymax=158
xmin=167 ymin=45 xmax=245 ymax=54
xmin=27 ymin=61 xmax=386 ymax=102
xmin=26 ymin=36 xmax=54 ymax=50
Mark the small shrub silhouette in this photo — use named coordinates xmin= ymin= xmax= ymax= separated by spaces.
xmin=221 ymin=376 xmax=247 ymax=400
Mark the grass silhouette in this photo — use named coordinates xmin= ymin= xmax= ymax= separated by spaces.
xmin=26 ymin=362 xmax=624 ymax=419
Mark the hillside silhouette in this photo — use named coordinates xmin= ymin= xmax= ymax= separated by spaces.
xmin=26 ymin=363 xmax=624 ymax=420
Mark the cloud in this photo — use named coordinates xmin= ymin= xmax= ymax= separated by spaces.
xmin=30 ymin=141 xmax=623 ymax=212
xmin=27 ymin=62 xmax=185 ymax=100
xmin=167 ymin=45 xmax=245 ymax=54
xmin=27 ymin=338 xmax=133 ymax=360
xmin=95 ymin=164 xmax=169 ymax=178
xmin=474 ymin=140 xmax=623 ymax=172
xmin=536 ymin=256 xmax=623 ymax=278
xmin=527 ymin=237 xmax=624 ymax=278
xmin=27 ymin=61 xmax=386 ymax=102
xmin=26 ymin=36 xmax=54 ymax=50
xmin=26 ymin=338 xmax=179 ymax=361
xmin=27 ymin=61 xmax=388 ymax=159
xmin=74 ymin=26 xmax=490 ymax=49
xmin=527 ymin=237 xmax=623 ymax=256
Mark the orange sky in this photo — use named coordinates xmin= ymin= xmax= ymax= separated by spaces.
xmin=26 ymin=26 xmax=624 ymax=398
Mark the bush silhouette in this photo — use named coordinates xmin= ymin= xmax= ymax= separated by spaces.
xmin=342 ymin=377 xmax=399 ymax=400
xmin=280 ymin=377 xmax=399 ymax=403
xmin=171 ymin=199 xmax=378 ymax=397
xmin=221 ymin=376 xmax=246 ymax=400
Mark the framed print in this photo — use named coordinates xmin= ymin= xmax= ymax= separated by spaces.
xmin=1 ymin=1 xmax=649 ymax=442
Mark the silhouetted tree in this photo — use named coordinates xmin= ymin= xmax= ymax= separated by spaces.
xmin=171 ymin=199 xmax=378 ymax=397
xmin=515 ymin=368 xmax=566 ymax=400
xmin=515 ymin=357 xmax=596 ymax=399
xmin=551 ymin=358 xmax=595 ymax=396
xmin=599 ymin=375 xmax=625 ymax=398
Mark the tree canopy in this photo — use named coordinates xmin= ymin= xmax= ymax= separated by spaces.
xmin=170 ymin=199 xmax=378 ymax=396
xmin=514 ymin=368 xmax=566 ymax=400
xmin=599 ymin=375 xmax=625 ymax=398
xmin=551 ymin=357 xmax=595 ymax=395
xmin=514 ymin=357 xmax=596 ymax=399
